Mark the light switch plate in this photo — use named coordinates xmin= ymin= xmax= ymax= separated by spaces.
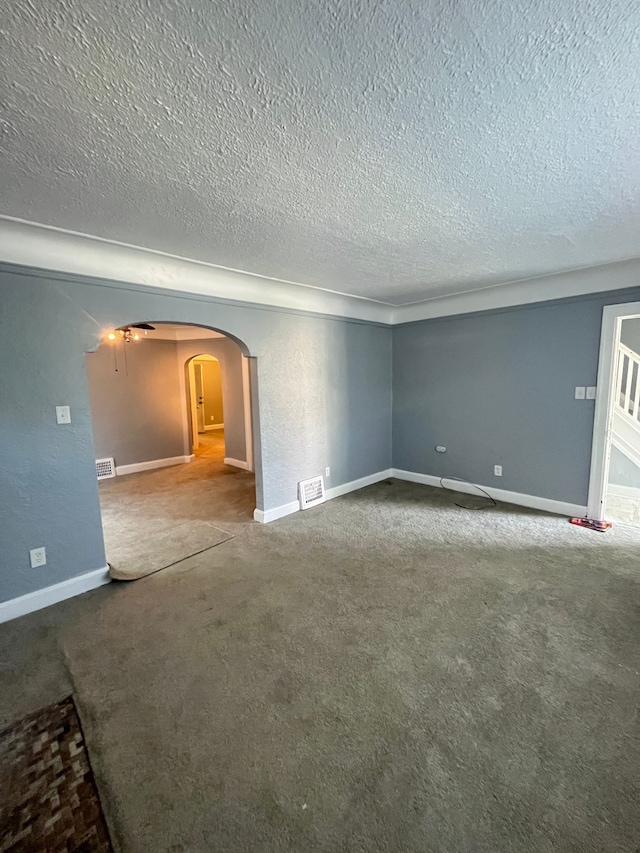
xmin=574 ymin=387 xmax=586 ymax=400
xmin=586 ymin=386 xmax=597 ymax=399
xmin=56 ymin=405 xmax=71 ymax=424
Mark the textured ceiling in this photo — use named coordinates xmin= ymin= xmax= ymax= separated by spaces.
xmin=1 ymin=0 xmax=639 ymax=305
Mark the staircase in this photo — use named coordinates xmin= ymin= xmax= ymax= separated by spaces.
xmin=611 ymin=342 xmax=640 ymax=470
xmin=607 ymin=342 xmax=640 ymax=522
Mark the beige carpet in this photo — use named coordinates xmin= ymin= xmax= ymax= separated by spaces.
xmin=107 ymin=520 xmax=232 ymax=581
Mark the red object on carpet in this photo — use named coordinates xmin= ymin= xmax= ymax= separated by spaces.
xmin=569 ymin=517 xmax=612 ymax=532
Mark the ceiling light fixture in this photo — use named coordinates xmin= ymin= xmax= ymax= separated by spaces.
xmin=105 ymin=323 xmax=156 ymax=343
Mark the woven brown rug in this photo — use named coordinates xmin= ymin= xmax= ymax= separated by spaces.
xmin=0 ymin=696 xmax=112 ymax=853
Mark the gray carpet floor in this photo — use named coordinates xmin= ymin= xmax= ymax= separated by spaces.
xmin=0 ymin=476 xmax=639 ymax=852
xmin=100 ymin=432 xmax=250 ymax=578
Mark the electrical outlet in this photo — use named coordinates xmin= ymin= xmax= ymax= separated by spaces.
xmin=494 ymin=465 xmax=502 ymax=477
xmin=30 ymin=547 xmax=46 ymax=568
xmin=435 ymin=445 xmax=446 ymax=453
xmin=574 ymin=386 xmax=586 ymax=400
xmin=325 ymin=467 xmax=330 ymax=478
xmin=210 ymin=415 xmax=214 ymax=421
xmin=56 ymin=405 xmax=71 ymax=424
xmin=586 ymin=386 xmax=597 ymax=400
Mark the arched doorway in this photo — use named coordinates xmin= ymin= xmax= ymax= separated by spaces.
xmin=86 ymin=321 xmax=258 ymax=580
xmin=188 ymin=355 xmax=224 ymax=453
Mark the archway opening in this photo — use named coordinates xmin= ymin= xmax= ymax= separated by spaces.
xmin=86 ymin=321 xmax=258 ymax=580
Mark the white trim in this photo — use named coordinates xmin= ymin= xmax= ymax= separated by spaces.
xmin=391 ymin=257 xmax=640 ymax=323
xmin=608 ymin=483 xmax=640 ymax=499
xmin=0 ymin=216 xmax=391 ymax=324
xmin=224 ymin=457 xmax=251 ymax=470
xmin=324 ymin=469 xmax=393 ymax=501
xmin=587 ymin=302 xmax=640 ymax=519
xmin=253 ymin=501 xmax=299 ymax=523
xmin=242 ymin=356 xmax=254 ymax=472
xmin=253 ymin=469 xmax=393 ymax=523
xmin=0 ymin=567 xmax=111 ymax=624
xmin=2 ymin=217 xmax=640 ymax=324
xmin=115 ymin=454 xmax=194 ymax=476
xmin=204 ymin=423 xmax=224 ymax=431
xmin=391 ymin=469 xmax=586 ymax=517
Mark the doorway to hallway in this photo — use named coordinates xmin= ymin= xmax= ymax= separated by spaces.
xmin=86 ymin=322 xmax=257 ymax=579
xmin=589 ymin=303 xmax=640 ymax=527
xmin=188 ymin=354 xmax=225 ymax=453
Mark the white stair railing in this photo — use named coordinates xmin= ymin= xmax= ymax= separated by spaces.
xmin=615 ymin=342 xmax=640 ymax=428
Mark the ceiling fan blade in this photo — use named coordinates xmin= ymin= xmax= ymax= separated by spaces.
xmin=132 ymin=323 xmax=156 ymax=330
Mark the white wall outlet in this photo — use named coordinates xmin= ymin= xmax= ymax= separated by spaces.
xmin=325 ymin=467 xmax=330 ymax=477
xmin=586 ymin=386 xmax=597 ymax=400
xmin=210 ymin=415 xmax=214 ymax=421
xmin=435 ymin=445 xmax=446 ymax=453
xmin=494 ymin=465 xmax=502 ymax=476
xmin=30 ymin=547 xmax=46 ymax=568
xmin=56 ymin=405 xmax=71 ymax=424
xmin=574 ymin=386 xmax=586 ymax=400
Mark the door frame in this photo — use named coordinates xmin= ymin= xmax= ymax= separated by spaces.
xmin=587 ymin=301 xmax=640 ymax=518
xmin=187 ymin=357 xmax=200 ymax=451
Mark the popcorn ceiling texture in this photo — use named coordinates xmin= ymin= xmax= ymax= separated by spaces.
xmin=0 ymin=0 xmax=639 ymax=304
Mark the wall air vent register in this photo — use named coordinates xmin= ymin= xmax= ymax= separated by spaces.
xmin=95 ymin=458 xmax=116 ymax=480
xmin=298 ymin=476 xmax=325 ymax=510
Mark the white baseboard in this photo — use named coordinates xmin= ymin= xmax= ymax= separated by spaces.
xmin=224 ymin=457 xmax=252 ymax=471
xmin=0 ymin=567 xmax=111 ymax=624
xmin=204 ymin=423 xmax=224 ymax=431
xmin=391 ymin=469 xmax=587 ymax=517
xmin=325 ymin=469 xmax=393 ymax=501
xmin=254 ymin=501 xmax=299 ymax=523
xmin=253 ymin=469 xmax=393 ymax=524
xmin=608 ymin=483 xmax=640 ymax=499
xmin=115 ymin=454 xmax=194 ymax=476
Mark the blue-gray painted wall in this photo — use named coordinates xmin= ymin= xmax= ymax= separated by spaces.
xmin=0 ymin=267 xmax=392 ymax=602
xmin=392 ymin=289 xmax=640 ymax=505
xmin=3 ymin=260 xmax=640 ymax=606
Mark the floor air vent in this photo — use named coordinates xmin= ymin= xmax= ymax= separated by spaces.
xmin=96 ymin=457 xmax=116 ymax=480
xmin=298 ymin=475 xmax=325 ymax=510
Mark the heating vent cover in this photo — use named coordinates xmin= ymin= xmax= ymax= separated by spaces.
xmin=96 ymin=457 xmax=116 ymax=480
xmin=298 ymin=475 xmax=325 ymax=510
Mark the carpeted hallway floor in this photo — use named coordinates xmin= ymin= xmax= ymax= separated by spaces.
xmin=98 ymin=430 xmax=256 ymax=578
xmin=0 ymin=480 xmax=639 ymax=852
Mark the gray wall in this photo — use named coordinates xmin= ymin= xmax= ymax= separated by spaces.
xmin=620 ymin=317 xmax=640 ymax=355
xmin=0 ymin=266 xmax=391 ymax=602
xmin=178 ymin=338 xmax=247 ymax=463
xmin=87 ymin=339 xmax=185 ymax=466
xmin=608 ymin=445 xmax=640 ymax=489
xmin=6 ymin=258 xmax=637 ymax=606
xmin=393 ymin=289 xmax=640 ymax=506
